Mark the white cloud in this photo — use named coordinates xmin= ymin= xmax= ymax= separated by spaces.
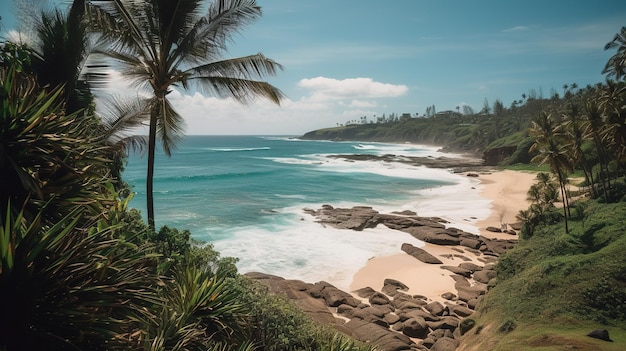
xmin=96 ymin=72 xmax=408 ymax=135
xmin=297 ymin=76 xmax=408 ymax=101
xmin=349 ymin=100 xmax=377 ymax=108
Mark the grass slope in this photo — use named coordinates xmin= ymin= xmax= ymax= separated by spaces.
xmin=458 ymin=197 xmax=626 ymax=350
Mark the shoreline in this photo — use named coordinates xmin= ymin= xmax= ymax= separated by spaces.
xmin=349 ymin=169 xmax=537 ymax=301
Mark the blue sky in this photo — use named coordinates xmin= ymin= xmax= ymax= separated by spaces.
xmin=1 ymin=0 xmax=625 ymax=135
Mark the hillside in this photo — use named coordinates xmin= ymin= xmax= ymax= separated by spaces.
xmin=458 ymin=195 xmax=626 ymax=350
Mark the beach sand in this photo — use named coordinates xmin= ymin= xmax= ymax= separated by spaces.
xmin=349 ymin=169 xmax=537 ymax=302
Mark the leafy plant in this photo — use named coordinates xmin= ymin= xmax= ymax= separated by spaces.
xmin=0 ymin=206 xmax=160 ymax=350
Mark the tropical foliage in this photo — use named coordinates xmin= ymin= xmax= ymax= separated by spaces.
xmin=3 ymin=1 xmax=626 ymax=349
xmin=1 ymin=1 xmax=375 ymax=350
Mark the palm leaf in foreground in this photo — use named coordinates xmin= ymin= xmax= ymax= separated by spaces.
xmin=0 ymin=206 xmax=161 ymax=350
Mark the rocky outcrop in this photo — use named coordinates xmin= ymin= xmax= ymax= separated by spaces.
xmin=325 ymin=153 xmax=484 ymax=171
xmin=304 ymin=205 xmax=517 ymax=257
xmin=245 ymin=205 xmax=517 ymax=351
xmin=247 ymin=252 xmax=495 ymax=351
xmin=401 ymin=243 xmax=443 ymax=264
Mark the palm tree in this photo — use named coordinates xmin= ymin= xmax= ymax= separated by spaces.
xmin=562 ymin=102 xmax=597 ymax=197
xmin=583 ymin=100 xmax=611 ymax=200
xmin=30 ymin=1 xmax=93 ymax=114
xmin=603 ymin=26 xmax=626 ymax=81
xmin=529 ymin=113 xmax=573 ymax=233
xmin=86 ymin=0 xmax=285 ymax=227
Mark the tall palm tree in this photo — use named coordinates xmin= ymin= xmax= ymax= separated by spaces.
xmin=530 ymin=112 xmax=572 ymax=233
xmin=562 ymin=102 xmax=597 ymax=197
xmin=583 ymin=100 xmax=611 ymax=200
xmin=603 ymin=26 xmax=626 ymax=81
xmin=85 ymin=0 xmax=285 ymax=227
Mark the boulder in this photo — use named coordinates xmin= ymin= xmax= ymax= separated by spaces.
xmin=460 ymin=238 xmax=482 ymax=249
xmin=369 ymin=292 xmax=391 ymax=305
xmin=392 ymin=293 xmax=427 ymax=309
xmin=473 ymin=269 xmax=497 ymax=284
xmin=458 ymin=262 xmax=483 ymax=272
xmin=343 ymin=319 xmax=416 ymax=351
xmin=587 ymin=329 xmax=613 ymax=342
xmin=450 ymin=305 xmax=474 ymax=318
xmin=321 ymin=284 xmax=359 ymax=307
xmin=430 ymin=337 xmax=459 ymax=351
xmin=440 ymin=265 xmax=472 ymax=278
xmin=401 ymin=243 xmax=443 ymax=264
xmin=353 ymin=286 xmax=377 ymax=298
xmin=384 ymin=278 xmax=410 ymax=291
xmin=441 ymin=292 xmax=457 ymax=301
xmin=427 ymin=316 xmax=459 ymax=331
xmin=402 ymin=317 xmax=429 ymax=339
xmin=404 ymin=226 xmax=461 ymax=246
xmin=425 ymin=301 xmax=446 ymax=316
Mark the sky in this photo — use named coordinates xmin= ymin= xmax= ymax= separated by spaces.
xmin=1 ymin=0 xmax=626 ymax=136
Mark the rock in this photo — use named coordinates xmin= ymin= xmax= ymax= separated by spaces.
xmin=473 ymin=269 xmax=497 ymax=284
xmin=421 ymin=337 xmax=436 ymax=349
xmin=458 ymin=262 xmax=482 ymax=272
xmin=336 ymin=304 xmax=354 ymax=315
xmin=425 ymin=301 xmax=446 ymax=316
xmin=392 ymin=210 xmax=417 ymax=216
xmin=486 ymin=226 xmax=502 ymax=232
xmin=441 ymin=265 xmax=472 ymax=278
xmin=384 ymin=313 xmax=401 ymax=325
xmin=398 ymin=309 xmax=441 ymax=322
xmin=467 ymin=297 xmax=482 ymax=310
xmin=441 ymin=292 xmax=457 ymax=301
xmin=401 ymin=243 xmax=443 ymax=264
xmin=427 ymin=316 xmax=459 ymax=331
xmin=392 ymin=295 xmax=427 ymax=310
xmin=343 ymin=319 xmax=416 ymax=351
xmin=369 ymin=292 xmax=391 ymax=305
xmin=384 ymin=278 xmax=410 ymax=291
xmin=362 ymin=306 xmax=389 ymax=318
xmin=402 ymin=317 xmax=429 ymax=339
xmin=353 ymin=286 xmax=377 ymax=298
xmin=430 ymin=337 xmax=459 ymax=351
xmin=466 ymin=173 xmax=479 ymax=177
xmin=587 ymin=329 xmax=613 ymax=342
xmin=320 ymin=284 xmax=360 ymax=307
xmin=245 ymin=273 xmax=340 ymax=325
xmin=458 ymin=318 xmax=476 ymax=336
xmin=460 ymin=238 xmax=482 ymax=249
xmin=382 ymin=284 xmax=402 ymax=296
xmin=450 ymin=305 xmax=474 ymax=317
xmin=456 ymin=284 xmax=487 ymax=303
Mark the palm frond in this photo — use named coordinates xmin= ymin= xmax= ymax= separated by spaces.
xmin=153 ymin=97 xmax=186 ymax=156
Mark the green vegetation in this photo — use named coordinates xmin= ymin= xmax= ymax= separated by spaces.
xmin=2 ymin=0 xmax=626 ymax=348
xmin=460 ymin=195 xmax=626 ymax=350
xmin=300 ymin=26 xmax=626 ymax=350
xmin=0 ymin=1 xmax=371 ymax=350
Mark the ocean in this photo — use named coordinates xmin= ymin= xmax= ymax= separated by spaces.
xmin=123 ymin=135 xmax=491 ymax=290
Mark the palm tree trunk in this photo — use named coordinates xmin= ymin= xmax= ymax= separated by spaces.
xmin=556 ymin=170 xmax=569 ymax=233
xmin=146 ymin=108 xmax=158 ymax=230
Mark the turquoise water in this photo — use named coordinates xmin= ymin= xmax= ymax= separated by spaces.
xmin=124 ymin=135 xmax=488 ymax=289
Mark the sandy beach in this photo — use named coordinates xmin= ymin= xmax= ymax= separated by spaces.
xmin=349 ymin=169 xmax=538 ymax=302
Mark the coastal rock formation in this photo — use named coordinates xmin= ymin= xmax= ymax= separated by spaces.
xmin=304 ymin=205 xmax=517 ymax=257
xmin=325 ymin=153 xmax=484 ymax=171
xmin=245 ymin=205 xmax=518 ymax=351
